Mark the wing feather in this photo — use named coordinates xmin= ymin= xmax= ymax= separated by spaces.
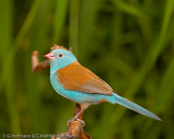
xmin=56 ymin=61 xmax=113 ymax=95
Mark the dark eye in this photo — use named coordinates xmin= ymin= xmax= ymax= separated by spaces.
xmin=59 ymin=54 xmax=63 ymax=57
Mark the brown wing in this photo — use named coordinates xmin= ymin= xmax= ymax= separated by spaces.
xmin=56 ymin=61 xmax=113 ymax=95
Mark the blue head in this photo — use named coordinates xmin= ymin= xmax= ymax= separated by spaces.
xmin=45 ymin=49 xmax=77 ymax=73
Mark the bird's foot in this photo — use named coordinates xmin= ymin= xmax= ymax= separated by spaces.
xmin=67 ymin=118 xmax=85 ymax=127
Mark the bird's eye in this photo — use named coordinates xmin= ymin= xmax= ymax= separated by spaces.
xmin=59 ymin=54 xmax=63 ymax=57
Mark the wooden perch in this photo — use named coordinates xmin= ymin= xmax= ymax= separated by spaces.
xmin=31 ymin=44 xmax=91 ymax=139
xmin=32 ymin=50 xmax=50 ymax=73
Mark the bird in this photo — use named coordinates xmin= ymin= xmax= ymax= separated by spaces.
xmin=44 ymin=46 xmax=161 ymax=124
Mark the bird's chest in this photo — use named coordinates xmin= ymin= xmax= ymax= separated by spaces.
xmin=50 ymin=72 xmax=66 ymax=96
xmin=50 ymin=71 xmax=87 ymax=103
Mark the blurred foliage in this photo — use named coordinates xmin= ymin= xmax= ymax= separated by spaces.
xmin=0 ymin=0 xmax=174 ymax=139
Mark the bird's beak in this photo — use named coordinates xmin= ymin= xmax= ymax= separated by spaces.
xmin=44 ymin=52 xmax=55 ymax=60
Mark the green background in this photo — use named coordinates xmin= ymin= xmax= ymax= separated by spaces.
xmin=0 ymin=0 xmax=174 ymax=139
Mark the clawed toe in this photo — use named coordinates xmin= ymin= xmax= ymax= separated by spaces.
xmin=67 ymin=118 xmax=85 ymax=127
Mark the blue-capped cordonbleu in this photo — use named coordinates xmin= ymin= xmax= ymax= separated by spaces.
xmin=44 ymin=46 xmax=161 ymax=124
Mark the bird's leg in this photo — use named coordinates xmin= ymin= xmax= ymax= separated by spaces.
xmin=67 ymin=105 xmax=87 ymax=127
xmin=72 ymin=107 xmax=86 ymax=120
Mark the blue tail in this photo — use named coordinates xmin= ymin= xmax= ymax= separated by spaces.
xmin=113 ymin=93 xmax=161 ymax=121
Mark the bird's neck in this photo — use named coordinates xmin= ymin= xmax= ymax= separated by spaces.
xmin=50 ymin=60 xmax=79 ymax=75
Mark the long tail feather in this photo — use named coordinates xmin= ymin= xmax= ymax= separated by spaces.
xmin=113 ymin=93 xmax=162 ymax=121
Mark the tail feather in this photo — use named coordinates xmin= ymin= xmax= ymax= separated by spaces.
xmin=113 ymin=93 xmax=162 ymax=121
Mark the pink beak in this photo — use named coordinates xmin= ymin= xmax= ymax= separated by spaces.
xmin=44 ymin=52 xmax=55 ymax=60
